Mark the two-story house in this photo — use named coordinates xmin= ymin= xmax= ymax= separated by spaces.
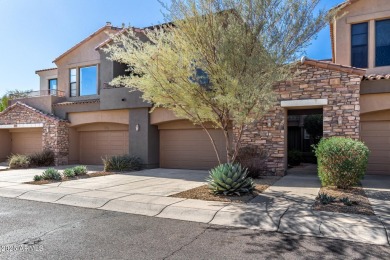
xmin=0 ymin=0 xmax=389 ymax=176
xmin=330 ymin=0 xmax=390 ymax=175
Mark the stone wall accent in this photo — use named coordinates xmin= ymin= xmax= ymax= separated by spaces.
xmin=0 ymin=102 xmax=69 ymax=165
xmin=238 ymin=63 xmax=362 ymax=176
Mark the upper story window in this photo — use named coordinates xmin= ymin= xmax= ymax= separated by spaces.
xmin=48 ymin=78 xmax=57 ymax=95
xmin=351 ymin=22 xmax=368 ymax=68
xmin=376 ymin=19 xmax=390 ymax=67
xmin=70 ymin=68 xmax=77 ymax=97
xmin=69 ymin=65 xmax=98 ymax=97
xmin=80 ymin=66 xmax=97 ymax=96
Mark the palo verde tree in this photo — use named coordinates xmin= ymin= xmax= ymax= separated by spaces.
xmin=105 ymin=0 xmax=336 ymax=164
xmin=0 ymin=90 xmax=31 ymax=112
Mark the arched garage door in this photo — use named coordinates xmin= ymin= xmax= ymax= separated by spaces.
xmin=77 ymin=123 xmax=129 ymax=165
xmin=159 ymin=121 xmax=231 ymax=170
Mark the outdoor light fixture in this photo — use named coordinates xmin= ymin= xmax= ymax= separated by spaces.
xmin=267 ymin=119 xmax=272 ymax=127
xmin=338 ymin=116 xmax=343 ymax=126
xmin=135 ymin=124 xmax=140 ymax=132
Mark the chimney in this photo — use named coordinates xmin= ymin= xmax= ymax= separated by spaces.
xmin=106 ymin=21 xmax=112 ymax=27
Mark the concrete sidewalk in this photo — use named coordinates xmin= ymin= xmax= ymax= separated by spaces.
xmin=0 ymin=166 xmax=388 ymax=246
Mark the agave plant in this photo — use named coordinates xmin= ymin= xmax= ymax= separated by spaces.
xmin=207 ymin=163 xmax=254 ymax=196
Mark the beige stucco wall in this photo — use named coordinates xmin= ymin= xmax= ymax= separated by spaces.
xmin=68 ymin=110 xmax=130 ymax=127
xmin=361 ymin=92 xmax=390 ymax=114
xmin=36 ymin=69 xmax=58 ymax=92
xmin=333 ymin=0 xmax=390 ymax=73
xmin=0 ymin=130 xmax=11 ymax=161
xmin=54 ymin=28 xmax=117 ymax=98
xmin=150 ymin=108 xmax=182 ymax=125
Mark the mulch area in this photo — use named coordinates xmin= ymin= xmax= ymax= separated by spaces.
xmin=170 ymin=176 xmax=281 ymax=203
xmin=25 ymin=172 xmax=114 ymax=185
xmin=313 ymin=186 xmax=375 ymax=216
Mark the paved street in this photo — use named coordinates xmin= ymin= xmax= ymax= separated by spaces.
xmin=0 ymin=197 xmax=389 ymax=260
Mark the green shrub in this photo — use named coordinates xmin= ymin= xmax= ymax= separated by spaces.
xmin=41 ymin=168 xmax=62 ymax=181
xmin=207 ymin=163 xmax=254 ymax=196
xmin=288 ymin=150 xmax=302 ymax=166
xmin=103 ymin=155 xmax=142 ymax=172
xmin=339 ymin=197 xmax=357 ymax=206
xmin=63 ymin=168 xmax=75 ymax=178
xmin=317 ymin=193 xmax=336 ymax=205
xmin=73 ymin=166 xmax=88 ymax=176
xmin=9 ymin=154 xmax=30 ymax=169
xmin=29 ymin=150 xmax=55 ymax=167
xmin=313 ymin=137 xmax=370 ymax=189
xmin=33 ymin=175 xmax=43 ymax=181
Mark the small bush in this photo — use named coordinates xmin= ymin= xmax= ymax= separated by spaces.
xmin=33 ymin=175 xmax=43 ymax=181
xmin=103 ymin=155 xmax=142 ymax=172
xmin=317 ymin=193 xmax=336 ymax=205
xmin=313 ymin=137 xmax=370 ymax=189
xmin=63 ymin=168 xmax=76 ymax=178
xmin=29 ymin=150 xmax=55 ymax=167
xmin=288 ymin=150 xmax=302 ymax=166
xmin=9 ymin=154 xmax=30 ymax=169
xmin=41 ymin=168 xmax=62 ymax=181
xmin=73 ymin=166 xmax=88 ymax=176
xmin=207 ymin=163 xmax=254 ymax=196
xmin=235 ymin=146 xmax=268 ymax=178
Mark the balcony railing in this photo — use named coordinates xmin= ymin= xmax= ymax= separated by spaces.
xmin=10 ymin=89 xmax=65 ymax=99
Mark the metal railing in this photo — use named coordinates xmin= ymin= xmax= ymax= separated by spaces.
xmin=9 ymin=89 xmax=65 ymax=99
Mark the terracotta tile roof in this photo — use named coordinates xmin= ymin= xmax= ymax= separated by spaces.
xmin=0 ymin=102 xmax=68 ymax=122
xmin=35 ymin=67 xmax=58 ymax=74
xmin=53 ymin=24 xmax=122 ymax=63
xmin=301 ymin=56 xmax=366 ymax=75
xmin=53 ymin=99 xmax=100 ymax=106
xmin=330 ymin=0 xmax=362 ymax=62
xmin=362 ymin=74 xmax=390 ymax=81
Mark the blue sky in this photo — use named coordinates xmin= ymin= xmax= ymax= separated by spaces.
xmin=0 ymin=0 xmax=344 ymax=96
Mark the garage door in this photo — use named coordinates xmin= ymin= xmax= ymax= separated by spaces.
xmin=11 ymin=130 xmax=43 ymax=155
xmin=361 ymin=121 xmax=390 ymax=175
xmin=79 ymin=131 xmax=129 ymax=165
xmin=160 ymin=129 xmax=228 ymax=170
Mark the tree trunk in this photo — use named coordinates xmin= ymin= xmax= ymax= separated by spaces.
xmin=200 ymin=124 xmax=221 ymax=165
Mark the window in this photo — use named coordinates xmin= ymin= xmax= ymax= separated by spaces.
xmin=48 ymin=78 xmax=57 ymax=95
xmin=80 ymin=65 xmax=97 ymax=96
xmin=351 ymin=22 xmax=368 ymax=68
xmin=70 ymin=68 xmax=77 ymax=97
xmin=376 ymin=19 xmax=390 ymax=67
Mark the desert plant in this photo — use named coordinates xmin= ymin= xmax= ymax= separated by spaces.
xmin=102 ymin=155 xmax=142 ymax=172
xmin=207 ymin=163 xmax=254 ymax=196
xmin=29 ymin=150 xmax=55 ymax=167
xmin=288 ymin=150 xmax=302 ymax=166
xmin=33 ymin=175 xmax=43 ymax=181
xmin=72 ymin=166 xmax=88 ymax=176
xmin=41 ymin=168 xmax=62 ymax=181
xmin=63 ymin=168 xmax=75 ymax=178
xmin=8 ymin=154 xmax=30 ymax=169
xmin=235 ymin=146 xmax=268 ymax=178
xmin=339 ymin=197 xmax=358 ymax=206
xmin=313 ymin=137 xmax=370 ymax=189
xmin=317 ymin=193 xmax=336 ymax=205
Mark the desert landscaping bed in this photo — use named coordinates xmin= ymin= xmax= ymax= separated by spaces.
xmin=313 ymin=186 xmax=374 ymax=216
xmin=170 ymin=176 xmax=281 ymax=203
xmin=25 ymin=172 xmax=114 ymax=185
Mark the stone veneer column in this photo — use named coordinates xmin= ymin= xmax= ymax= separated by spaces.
xmin=43 ymin=121 xmax=69 ymax=166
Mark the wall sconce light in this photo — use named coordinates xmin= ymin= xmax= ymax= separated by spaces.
xmin=267 ymin=119 xmax=272 ymax=127
xmin=135 ymin=124 xmax=140 ymax=132
xmin=338 ymin=116 xmax=342 ymax=126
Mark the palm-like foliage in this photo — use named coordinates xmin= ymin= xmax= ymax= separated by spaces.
xmin=208 ymin=163 xmax=254 ymax=196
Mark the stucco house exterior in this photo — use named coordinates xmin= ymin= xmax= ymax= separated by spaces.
xmin=0 ymin=0 xmax=389 ymax=176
